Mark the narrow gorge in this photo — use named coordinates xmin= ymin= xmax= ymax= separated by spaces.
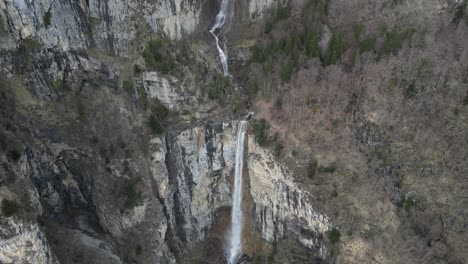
xmin=1 ymin=0 xmax=467 ymax=264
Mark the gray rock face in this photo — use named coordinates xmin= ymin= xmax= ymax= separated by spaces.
xmin=141 ymin=71 xmax=195 ymax=111
xmin=149 ymin=121 xmax=331 ymax=257
xmin=161 ymin=122 xmax=237 ymax=251
xmin=1 ymin=0 xmax=277 ymax=54
xmin=247 ymin=137 xmax=331 ymax=255
xmin=0 ymin=218 xmax=57 ymax=264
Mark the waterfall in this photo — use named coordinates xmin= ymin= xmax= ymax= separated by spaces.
xmin=227 ymin=121 xmax=247 ymax=264
xmin=210 ymin=0 xmax=230 ymax=75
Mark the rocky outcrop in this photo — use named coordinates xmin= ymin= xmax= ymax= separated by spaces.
xmin=248 ymin=0 xmax=277 ymax=18
xmin=247 ymin=137 xmax=331 ymax=256
xmin=0 ymin=218 xmax=57 ymax=264
xmin=141 ymin=71 xmax=195 ymax=111
xmin=160 ymin=121 xmax=238 ymax=252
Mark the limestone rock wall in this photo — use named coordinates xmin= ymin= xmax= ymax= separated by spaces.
xmin=0 ymin=218 xmax=57 ymax=264
xmin=247 ymin=137 xmax=331 ymax=255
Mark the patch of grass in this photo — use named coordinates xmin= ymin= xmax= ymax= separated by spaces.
xmin=1 ymin=199 xmax=19 ymax=217
xmin=43 ymin=7 xmax=52 ymax=28
xmin=122 ymin=80 xmax=134 ymax=96
xmin=251 ymin=118 xmax=269 ymax=146
xmin=328 ymin=228 xmax=341 ymax=244
xmin=148 ymin=99 xmax=169 ymax=135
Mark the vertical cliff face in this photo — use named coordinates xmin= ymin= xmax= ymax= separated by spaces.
xmin=157 ymin=122 xmax=238 ymax=253
xmin=247 ymin=138 xmax=331 ymax=255
xmin=0 ymin=0 xmax=276 ymax=54
xmin=0 ymin=0 xmax=208 ymax=55
xmin=150 ymin=121 xmax=331 ymax=259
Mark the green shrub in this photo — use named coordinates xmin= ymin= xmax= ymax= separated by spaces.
xmin=137 ymin=85 xmax=147 ymax=109
xmin=51 ymin=75 xmax=63 ymax=91
xmin=379 ymin=27 xmax=415 ymax=58
xmin=251 ymin=118 xmax=269 ymax=146
xmin=328 ymin=228 xmax=341 ymax=244
xmin=43 ymin=8 xmax=52 ymax=28
xmin=325 ymin=31 xmax=344 ymax=65
xmin=143 ymin=39 xmax=175 ymax=74
xmin=307 ymin=159 xmax=318 ymax=178
xmin=275 ymin=2 xmax=291 ymax=21
xmin=318 ymin=166 xmax=336 ymax=173
xmin=359 ymin=37 xmax=376 ymax=53
xmin=463 ymin=91 xmax=468 ymax=105
xmin=122 ymin=80 xmax=134 ymax=96
xmin=274 ymin=143 xmax=284 ymax=158
xmin=405 ymin=81 xmax=418 ymax=98
xmin=148 ymin=99 xmax=169 ymax=135
xmin=1 ymin=199 xmax=19 ymax=216
xmin=265 ymin=18 xmax=273 ymax=34
xmin=281 ymin=59 xmax=293 ymax=82
xmin=454 ymin=0 xmax=467 ymax=23
xmin=75 ymin=90 xmax=85 ymax=121
xmin=305 ymin=30 xmax=320 ymax=58
xmin=209 ymin=73 xmax=232 ymax=100
xmin=361 ymin=228 xmax=375 ymax=239
xmin=353 ymin=22 xmax=364 ymax=40
xmin=7 ymin=149 xmax=21 ymax=162
xmin=247 ymin=79 xmax=259 ymax=99
xmin=120 ymin=177 xmax=142 ymax=209
xmin=331 ymin=119 xmax=340 ymax=131
xmin=135 ymin=244 xmax=143 ymax=255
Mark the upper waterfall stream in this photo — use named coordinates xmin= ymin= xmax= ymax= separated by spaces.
xmin=227 ymin=121 xmax=247 ymax=264
xmin=210 ymin=0 xmax=229 ymax=75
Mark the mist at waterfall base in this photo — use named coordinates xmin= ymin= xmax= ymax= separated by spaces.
xmin=225 ymin=121 xmax=247 ymax=264
xmin=210 ymin=0 xmax=229 ymax=75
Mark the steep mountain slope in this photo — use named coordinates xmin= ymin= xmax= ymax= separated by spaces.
xmin=0 ymin=0 xmax=467 ymax=264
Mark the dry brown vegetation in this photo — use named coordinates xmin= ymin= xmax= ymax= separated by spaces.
xmin=235 ymin=0 xmax=468 ymax=263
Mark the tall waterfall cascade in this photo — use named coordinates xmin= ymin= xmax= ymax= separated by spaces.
xmin=210 ymin=0 xmax=230 ymax=75
xmin=227 ymin=121 xmax=248 ymax=264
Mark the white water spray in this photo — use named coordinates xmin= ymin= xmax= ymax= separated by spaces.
xmin=210 ymin=0 xmax=229 ymax=75
xmin=227 ymin=121 xmax=247 ymax=264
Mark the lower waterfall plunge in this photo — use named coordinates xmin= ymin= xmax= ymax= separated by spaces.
xmin=227 ymin=121 xmax=248 ymax=264
xmin=210 ymin=0 xmax=229 ymax=75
